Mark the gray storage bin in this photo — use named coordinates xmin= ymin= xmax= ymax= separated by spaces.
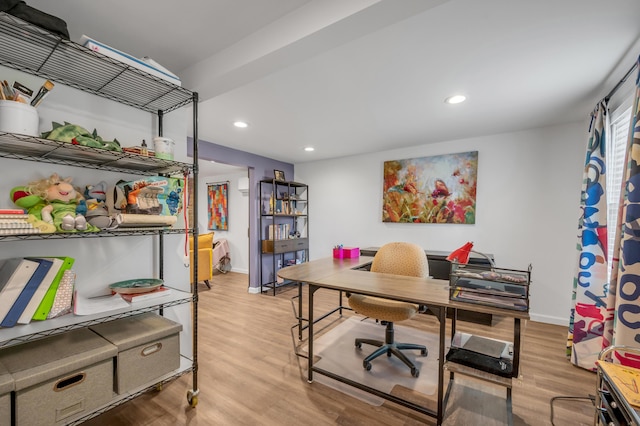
xmin=0 ymin=361 xmax=13 ymax=424
xmin=0 ymin=328 xmax=117 ymax=425
xmin=90 ymin=312 xmax=182 ymax=394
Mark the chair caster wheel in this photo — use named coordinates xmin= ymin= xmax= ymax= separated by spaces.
xmin=411 ymin=368 xmax=420 ymax=378
xmin=355 ymin=342 xmax=362 ymax=349
xmin=363 ymin=361 xmax=372 ymax=371
xmin=421 ymin=348 xmax=428 ymax=356
xmin=386 ymin=350 xmax=392 ymax=357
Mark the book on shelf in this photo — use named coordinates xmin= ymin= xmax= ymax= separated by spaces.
xmin=47 ymin=269 xmax=75 ymax=319
xmin=0 ymin=209 xmax=27 ymax=215
xmin=267 ymin=223 xmax=290 ymax=240
xmin=32 ymin=256 xmax=75 ymax=320
xmin=0 ymin=258 xmax=39 ymax=324
xmin=0 ymin=214 xmax=30 ymax=220
xmin=0 ymin=221 xmax=37 ymax=229
xmin=119 ymin=286 xmax=172 ymax=303
xmin=0 ymin=228 xmax=43 ymax=235
xmin=17 ymin=257 xmax=64 ymax=324
xmin=1 ymin=258 xmax=53 ymax=327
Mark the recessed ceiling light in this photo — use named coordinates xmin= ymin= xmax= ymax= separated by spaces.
xmin=233 ymin=121 xmax=249 ymax=128
xmin=445 ymin=95 xmax=466 ymax=104
xmin=304 ymin=146 xmax=315 ymax=152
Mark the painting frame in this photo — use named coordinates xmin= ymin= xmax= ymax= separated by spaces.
xmin=274 ymin=170 xmax=285 ymax=181
xmin=382 ymin=151 xmax=478 ymax=224
xmin=207 ymin=182 xmax=228 ymax=231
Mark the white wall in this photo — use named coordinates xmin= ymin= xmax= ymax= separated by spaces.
xmin=295 ymin=122 xmax=587 ymax=325
xmin=198 ymin=171 xmax=249 ymax=274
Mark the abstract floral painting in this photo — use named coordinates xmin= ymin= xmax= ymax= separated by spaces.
xmin=382 ymin=151 xmax=478 ymax=224
xmin=208 ymin=182 xmax=228 ymax=230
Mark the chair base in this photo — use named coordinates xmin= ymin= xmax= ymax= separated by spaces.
xmin=355 ymin=322 xmax=427 ymax=378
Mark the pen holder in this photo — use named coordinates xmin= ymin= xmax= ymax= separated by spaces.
xmin=0 ymin=100 xmax=38 ymax=136
xmin=333 ymin=248 xmax=344 ymax=259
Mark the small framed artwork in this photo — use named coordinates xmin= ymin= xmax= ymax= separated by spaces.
xmin=274 ymin=170 xmax=285 ymax=181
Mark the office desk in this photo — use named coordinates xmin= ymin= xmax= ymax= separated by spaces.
xmin=279 ymin=257 xmax=529 ymax=425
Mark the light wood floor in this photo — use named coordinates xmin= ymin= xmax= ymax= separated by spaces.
xmin=84 ymin=272 xmax=597 ymax=425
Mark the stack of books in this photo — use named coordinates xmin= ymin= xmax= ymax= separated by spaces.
xmin=0 ymin=256 xmax=75 ymax=327
xmin=0 ymin=209 xmax=43 ymax=235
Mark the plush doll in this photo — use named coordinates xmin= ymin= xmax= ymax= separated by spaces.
xmin=83 ymin=181 xmax=115 ymax=229
xmin=11 ymin=173 xmax=99 ymax=232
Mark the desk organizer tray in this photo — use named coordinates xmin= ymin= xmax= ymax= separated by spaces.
xmin=0 ymin=328 xmax=117 ymax=426
xmin=449 ymin=263 xmax=531 ymax=312
xmin=90 ymin=312 xmax=182 ymax=394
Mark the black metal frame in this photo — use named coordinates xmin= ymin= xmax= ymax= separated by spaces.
xmin=0 ymin=10 xmax=201 ymax=421
xmin=259 ymin=179 xmax=309 ymax=295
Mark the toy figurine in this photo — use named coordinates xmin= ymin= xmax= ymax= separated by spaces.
xmin=11 ymin=173 xmax=99 ymax=232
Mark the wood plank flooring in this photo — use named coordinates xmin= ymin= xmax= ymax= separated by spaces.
xmin=83 ymin=272 xmax=597 ymax=425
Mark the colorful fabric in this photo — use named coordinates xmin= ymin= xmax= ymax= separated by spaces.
xmin=568 ymin=101 xmax=614 ymax=370
xmin=610 ymin=59 xmax=640 ymax=369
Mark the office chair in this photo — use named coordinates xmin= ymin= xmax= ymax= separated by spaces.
xmin=348 ymin=242 xmax=429 ymax=377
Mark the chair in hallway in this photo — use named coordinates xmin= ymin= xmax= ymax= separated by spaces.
xmin=189 ymin=232 xmax=214 ymax=289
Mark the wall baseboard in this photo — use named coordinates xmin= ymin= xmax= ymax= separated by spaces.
xmin=530 ymin=313 xmax=568 ymax=326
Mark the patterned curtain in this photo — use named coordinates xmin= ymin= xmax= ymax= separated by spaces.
xmin=568 ymin=58 xmax=640 ymax=370
xmin=609 ymin=60 xmax=640 ymax=368
xmin=567 ymin=101 xmax=614 ymax=370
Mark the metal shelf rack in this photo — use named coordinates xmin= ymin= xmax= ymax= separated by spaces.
xmin=0 ymin=10 xmax=201 ymax=419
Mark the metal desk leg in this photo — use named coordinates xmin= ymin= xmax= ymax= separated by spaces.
xmin=307 ymin=284 xmax=317 ymax=383
xmin=437 ymin=306 xmax=446 ymax=425
xmin=298 ymin=281 xmax=303 ymax=340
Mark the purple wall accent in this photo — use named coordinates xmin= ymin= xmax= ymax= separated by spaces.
xmin=188 ymin=138 xmax=294 ymax=290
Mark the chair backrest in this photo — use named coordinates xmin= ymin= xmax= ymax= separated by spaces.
xmin=370 ymin=242 xmax=429 ymax=278
xmin=189 ymin=232 xmax=214 ymax=251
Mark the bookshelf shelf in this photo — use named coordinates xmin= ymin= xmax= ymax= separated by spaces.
xmin=259 ymin=179 xmax=309 ymax=295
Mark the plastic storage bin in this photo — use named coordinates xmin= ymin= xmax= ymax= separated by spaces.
xmin=90 ymin=312 xmax=182 ymax=394
xmin=0 ymin=328 xmax=117 ymax=426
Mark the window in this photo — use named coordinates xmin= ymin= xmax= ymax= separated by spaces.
xmin=606 ymin=104 xmax=632 ymax=279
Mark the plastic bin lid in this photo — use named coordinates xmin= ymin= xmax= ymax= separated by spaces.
xmin=0 ymin=328 xmax=117 ymax=390
xmin=0 ymin=361 xmax=13 ymax=394
xmin=89 ymin=312 xmax=183 ymax=351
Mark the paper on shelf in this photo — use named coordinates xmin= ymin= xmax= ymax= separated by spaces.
xmin=73 ymin=291 xmax=129 ymax=315
xmin=78 ymin=35 xmax=181 ymax=86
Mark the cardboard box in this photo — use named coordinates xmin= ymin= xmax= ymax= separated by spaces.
xmin=0 ymin=361 xmax=13 ymax=424
xmin=343 ymin=247 xmax=360 ymax=258
xmin=0 ymin=328 xmax=117 ymax=425
xmin=90 ymin=313 xmax=182 ymax=394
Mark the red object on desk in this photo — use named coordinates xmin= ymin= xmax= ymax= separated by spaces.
xmin=333 ymin=247 xmax=359 ymax=258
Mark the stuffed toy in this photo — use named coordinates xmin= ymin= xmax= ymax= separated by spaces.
xmin=83 ymin=181 xmax=115 ymax=229
xmin=11 ymin=173 xmax=100 ymax=232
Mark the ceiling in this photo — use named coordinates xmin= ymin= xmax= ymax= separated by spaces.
xmin=27 ymin=0 xmax=640 ymax=171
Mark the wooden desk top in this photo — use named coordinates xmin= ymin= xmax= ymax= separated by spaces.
xmin=279 ymin=256 xmax=530 ymax=319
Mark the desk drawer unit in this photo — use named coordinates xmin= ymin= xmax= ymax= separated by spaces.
xmin=0 ymin=328 xmax=117 ymax=426
xmin=262 ymin=238 xmax=308 ymax=253
xmin=90 ymin=312 xmax=182 ymax=394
